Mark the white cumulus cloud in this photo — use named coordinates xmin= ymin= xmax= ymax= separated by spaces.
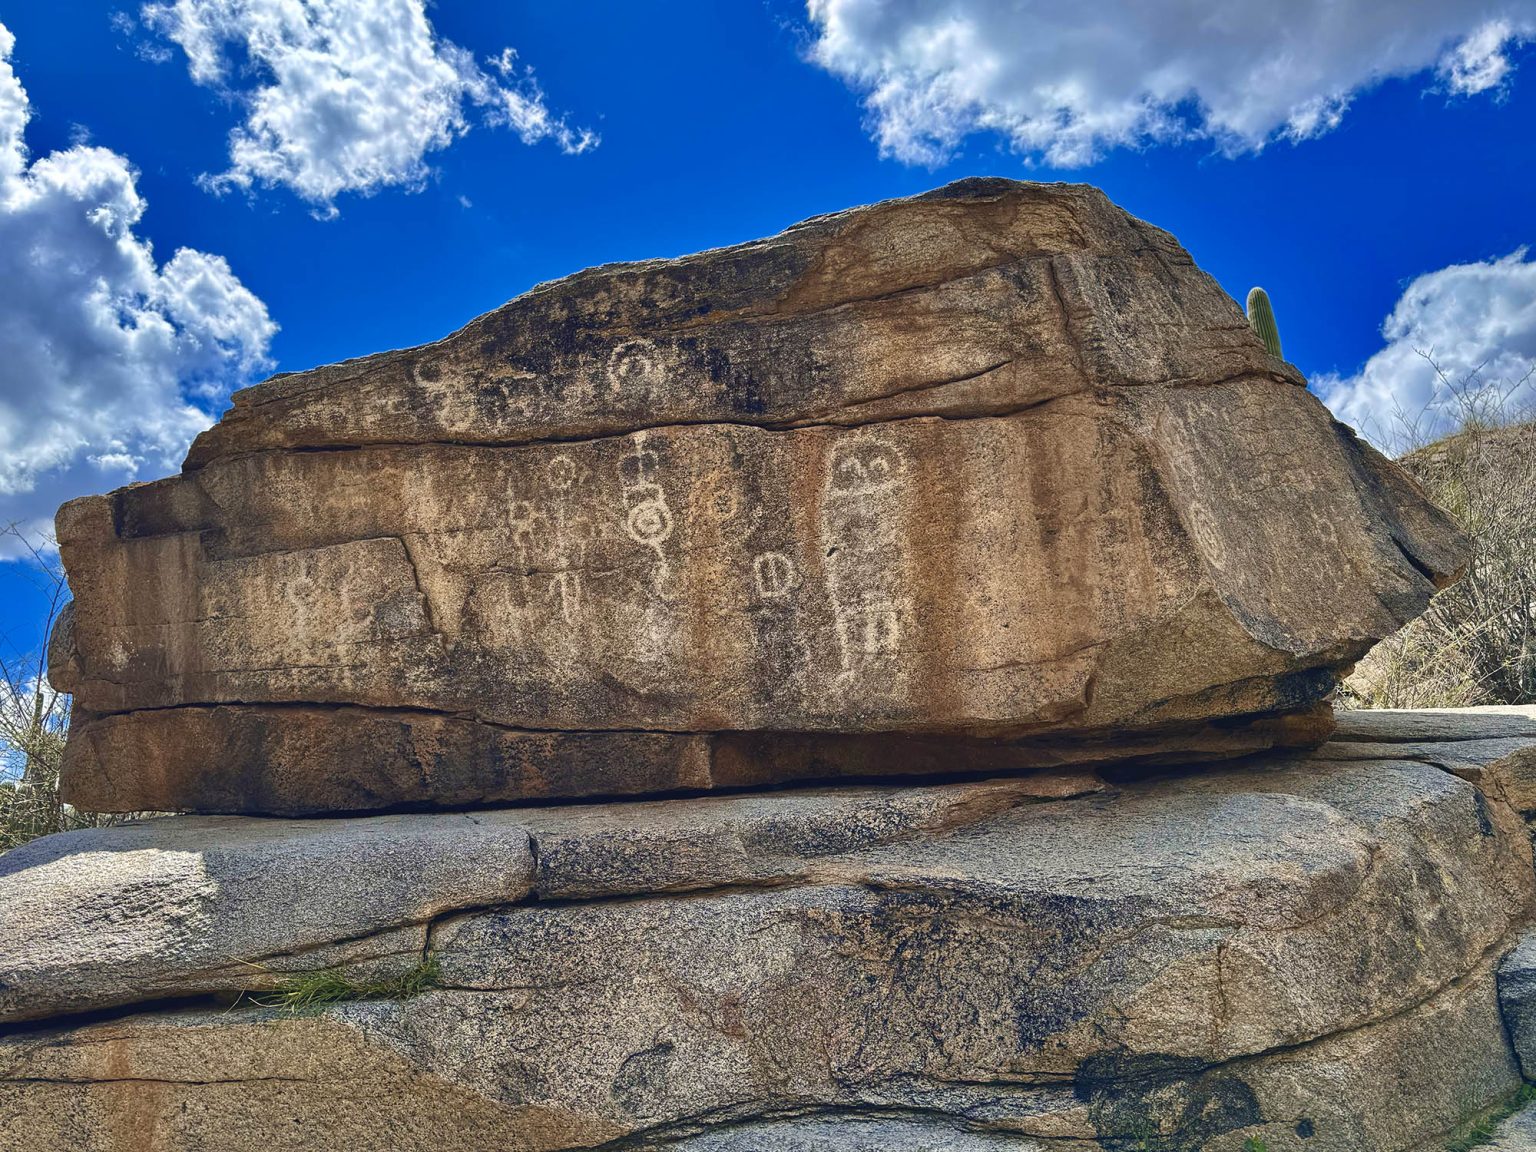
xmin=137 ymin=0 xmax=596 ymax=215
xmin=1317 ymin=250 xmax=1536 ymax=447
xmin=805 ymin=0 xmax=1534 ymax=166
xmin=0 ymin=22 xmax=275 ymax=557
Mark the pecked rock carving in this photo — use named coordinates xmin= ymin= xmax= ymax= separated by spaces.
xmin=6 ymin=179 xmax=1528 ymax=1152
xmin=47 ymin=178 xmax=1469 ymax=813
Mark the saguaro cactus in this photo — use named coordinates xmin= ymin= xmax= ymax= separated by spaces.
xmin=1246 ymin=287 xmax=1283 ymax=359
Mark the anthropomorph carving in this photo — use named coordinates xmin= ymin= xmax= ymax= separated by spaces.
xmin=819 ymin=434 xmax=916 ymax=697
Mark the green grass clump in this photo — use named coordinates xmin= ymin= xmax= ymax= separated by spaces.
xmin=238 ymin=955 xmax=442 ymax=1013
xmin=1443 ymin=1083 xmax=1536 ymax=1151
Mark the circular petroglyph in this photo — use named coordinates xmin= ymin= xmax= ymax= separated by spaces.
xmin=607 ymin=339 xmax=665 ymax=393
xmin=626 ymin=499 xmax=674 ymax=547
xmin=709 ymin=489 xmax=739 ymax=522
xmin=545 ymin=455 xmax=580 ymax=492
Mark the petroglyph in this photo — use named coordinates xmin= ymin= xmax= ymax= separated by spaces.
xmin=827 ymin=438 xmax=906 ymax=497
xmin=626 ymin=500 xmax=674 ymax=547
xmin=709 ymin=488 xmax=740 ymax=523
xmin=848 ymin=597 xmax=904 ymax=655
xmin=1185 ymin=501 xmax=1229 ymax=572
xmin=507 ymin=499 xmax=547 ymax=566
xmin=545 ymin=454 xmax=581 ymax=493
xmin=752 ymin=551 xmax=802 ymax=600
xmin=619 ymin=433 xmax=678 ymax=595
xmin=606 ymin=338 xmax=666 ymax=394
xmin=547 ymin=570 xmax=583 ymax=626
xmin=819 ymin=433 xmax=916 ymax=697
xmin=503 ymin=456 xmax=597 ymax=630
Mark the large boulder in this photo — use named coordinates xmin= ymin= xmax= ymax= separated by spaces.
xmin=1 ymin=707 xmax=1533 ymax=1151
xmin=49 ymin=179 xmax=1468 ymax=814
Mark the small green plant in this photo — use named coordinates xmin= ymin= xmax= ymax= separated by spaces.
xmin=1443 ymin=1082 xmax=1536 ymax=1151
xmin=237 ymin=955 xmax=442 ymax=1013
xmin=1246 ymin=287 xmax=1283 ymax=359
xmin=1243 ymin=1137 xmax=1269 ymax=1152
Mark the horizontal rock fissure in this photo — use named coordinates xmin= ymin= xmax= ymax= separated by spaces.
xmin=2 ymin=1075 xmax=330 ymax=1088
xmin=74 ymin=696 xmax=1326 ymax=747
xmin=583 ymin=1102 xmax=1085 ymax=1150
xmin=0 ymin=992 xmax=245 ymax=1039
xmin=230 ymin=924 xmax=432 ymax=970
xmin=184 ymin=383 xmax=1103 ymax=476
xmin=191 ymin=368 xmax=1303 ymax=474
xmin=76 ymin=699 xmax=712 ymax=735
xmin=1328 ymin=721 xmax=1536 ymax=745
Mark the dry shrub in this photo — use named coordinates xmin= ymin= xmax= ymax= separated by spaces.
xmin=1342 ymin=357 xmax=1536 ymax=709
xmin=0 ymin=526 xmax=143 ymax=852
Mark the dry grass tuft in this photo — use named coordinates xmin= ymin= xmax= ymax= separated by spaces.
xmin=1343 ymin=358 xmax=1535 ymax=710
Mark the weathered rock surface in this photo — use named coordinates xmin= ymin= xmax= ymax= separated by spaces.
xmin=2 ymin=707 xmax=1533 ymax=1151
xmin=58 ymin=702 xmax=1324 ymax=817
xmin=1325 ymin=704 xmax=1536 ymax=816
xmin=1498 ymin=930 xmax=1536 ymax=1081
xmin=49 ymin=179 xmax=1467 ymax=813
xmin=0 ymin=811 xmax=534 ymax=1024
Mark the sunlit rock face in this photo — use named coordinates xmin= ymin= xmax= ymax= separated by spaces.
xmin=4 ymin=709 xmax=1536 ymax=1151
xmin=48 ymin=179 xmax=1467 ymax=814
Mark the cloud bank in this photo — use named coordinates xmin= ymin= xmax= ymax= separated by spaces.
xmin=1318 ymin=249 xmax=1536 ymax=446
xmin=0 ymin=22 xmax=275 ymax=556
xmin=805 ymin=0 xmax=1533 ymax=166
xmin=139 ymin=0 xmax=597 ymax=215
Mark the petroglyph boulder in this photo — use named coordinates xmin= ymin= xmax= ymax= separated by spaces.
xmin=3 ymin=709 xmax=1535 ymax=1151
xmin=49 ymin=178 xmax=1469 ymax=813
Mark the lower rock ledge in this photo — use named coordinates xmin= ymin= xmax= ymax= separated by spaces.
xmin=3 ymin=706 xmax=1536 ymax=1151
xmin=0 ymin=952 xmax=1521 ymax=1152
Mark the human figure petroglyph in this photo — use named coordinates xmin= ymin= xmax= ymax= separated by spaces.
xmin=827 ymin=438 xmax=906 ymax=497
xmin=818 ymin=433 xmax=915 ymax=695
xmin=619 ymin=433 xmax=677 ymax=591
xmin=507 ymin=499 xmax=548 ymax=568
xmin=502 ymin=457 xmax=599 ymax=629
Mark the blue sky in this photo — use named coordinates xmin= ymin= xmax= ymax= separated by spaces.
xmin=2 ymin=0 xmax=1535 ymax=672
